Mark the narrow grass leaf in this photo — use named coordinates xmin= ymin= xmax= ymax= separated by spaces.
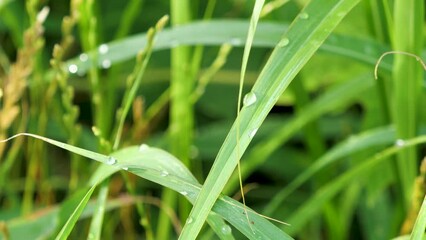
xmin=87 ymin=180 xmax=109 ymax=240
xmin=235 ymin=0 xmax=265 ymax=229
xmin=263 ymin=126 xmax=395 ymax=215
xmin=410 ymin=195 xmax=426 ymax=240
xmin=55 ymin=185 xmax=96 ymax=240
xmin=286 ymin=135 xmax=426 ymax=235
xmin=64 ymin=21 xmax=392 ymax=76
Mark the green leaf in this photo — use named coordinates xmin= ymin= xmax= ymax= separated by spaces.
xmin=286 ymin=135 xmax=426 ymax=235
xmin=55 ymin=185 xmax=96 ymax=240
xmin=263 ymin=125 xmax=395 ymax=215
xmin=410 ymin=195 xmax=426 ymax=240
xmin=64 ymin=21 xmax=391 ymax=77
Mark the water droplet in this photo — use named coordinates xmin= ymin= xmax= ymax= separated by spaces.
xmin=186 ymin=217 xmax=193 ymax=224
xmin=106 ymin=156 xmax=117 ymax=165
xmin=277 ymin=38 xmax=290 ymax=47
xmin=337 ymin=11 xmax=346 ymax=17
xmin=160 ymin=170 xmax=169 ymax=177
xmin=101 ymin=59 xmax=111 ymax=69
xmin=395 ymin=139 xmax=405 ymax=147
xmin=139 ymin=144 xmax=150 ymax=151
xmin=221 ymin=225 xmax=232 ymax=235
xmin=180 ymin=191 xmax=188 ymax=196
xmin=299 ymin=12 xmax=309 ymax=19
xmin=249 ymin=128 xmax=258 ymax=139
xmin=99 ymin=44 xmax=109 ymax=54
xmin=230 ymin=37 xmax=242 ymax=46
xmin=122 ymin=167 xmax=129 ymax=170
xmin=243 ymin=92 xmax=257 ymax=107
xmin=68 ymin=64 xmax=78 ymax=74
xmin=79 ymin=53 xmax=88 ymax=62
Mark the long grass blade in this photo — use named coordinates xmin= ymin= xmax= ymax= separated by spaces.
xmin=286 ymin=135 xmax=426 ymax=235
xmin=55 ymin=185 xmax=96 ymax=240
xmin=410 ymin=195 xmax=426 ymax=240
xmin=64 ymin=21 xmax=393 ymax=77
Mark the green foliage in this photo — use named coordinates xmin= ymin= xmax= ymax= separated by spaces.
xmin=0 ymin=0 xmax=425 ymax=239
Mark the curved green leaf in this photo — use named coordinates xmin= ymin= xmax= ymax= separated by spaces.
xmin=65 ymin=20 xmax=391 ymax=77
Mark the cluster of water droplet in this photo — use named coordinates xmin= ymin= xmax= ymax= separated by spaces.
xmin=98 ymin=44 xmax=112 ymax=69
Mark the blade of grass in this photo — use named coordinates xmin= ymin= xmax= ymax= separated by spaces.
xmin=55 ymin=184 xmax=96 ymax=240
xmin=86 ymin=179 xmax=109 ymax=240
xmin=410 ymin=195 xmax=426 ymax=240
xmin=157 ymin=0 xmax=193 ymax=238
xmin=286 ymin=135 xmax=426 ymax=235
xmin=391 ymin=0 xmax=424 ymax=209
xmin=64 ymin=20 xmax=393 ymax=77
xmin=178 ymin=0 xmax=361 ymax=238
xmin=263 ymin=125 xmax=395 ymax=215
xmin=235 ymin=0 xmax=265 ymax=229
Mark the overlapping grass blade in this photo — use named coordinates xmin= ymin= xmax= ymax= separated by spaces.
xmin=55 ymin=185 xmax=96 ymax=240
xmin=0 ymin=135 xmax=291 ymax=239
xmin=178 ymin=0 xmax=361 ymax=238
xmin=263 ymin=125 xmax=395 ymax=215
xmin=285 ymin=135 xmax=426 ymax=235
xmin=410 ymin=195 xmax=426 ymax=239
xmin=224 ymin=73 xmax=375 ymax=194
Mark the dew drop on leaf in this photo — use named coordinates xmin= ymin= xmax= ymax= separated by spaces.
xmin=139 ymin=143 xmax=150 ymax=151
xmin=99 ymin=44 xmax=109 ymax=54
xmin=249 ymin=128 xmax=258 ymax=139
xmin=243 ymin=92 xmax=257 ymax=107
xmin=186 ymin=217 xmax=193 ymax=224
xmin=160 ymin=170 xmax=169 ymax=177
xmin=101 ymin=59 xmax=111 ymax=69
xmin=68 ymin=64 xmax=78 ymax=74
xmin=221 ymin=225 xmax=232 ymax=235
xmin=395 ymin=139 xmax=405 ymax=147
xmin=106 ymin=156 xmax=117 ymax=165
xmin=79 ymin=53 xmax=88 ymax=62
xmin=299 ymin=12 xmax=309 ymax=19
xmin=277 ymin=38 xmax=290 ymax=47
